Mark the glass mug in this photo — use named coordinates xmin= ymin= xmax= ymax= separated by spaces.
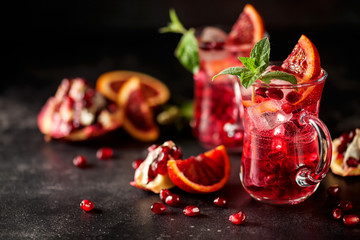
xmin=192 ymin=27 xmax=253 ymax=151
xmin=239 ymin=68 xmax=332 ymax=204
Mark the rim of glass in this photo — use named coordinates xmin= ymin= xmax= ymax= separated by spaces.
xmin=251 ymin=63 xmax=327 ymax=89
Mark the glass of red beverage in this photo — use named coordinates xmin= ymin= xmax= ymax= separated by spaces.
xmin=192 ymin=27 xmax=252 ymax=151
xmin=239 ymin=65 xmax=332 ymax=204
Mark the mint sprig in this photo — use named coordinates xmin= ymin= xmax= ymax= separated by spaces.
xmin=213 ymin=37 xmax=297 ymax=88
xmin=160 ymin=9 xmax=199 ymax=74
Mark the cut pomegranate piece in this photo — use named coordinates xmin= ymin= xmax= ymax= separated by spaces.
xmin=151 ymin=202 xmax=166 ymax=214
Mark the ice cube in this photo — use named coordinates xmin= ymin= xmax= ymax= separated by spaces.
xmin=247 ymin=100 xmax=293 ymax=131
xmin=200 ymin=27 xmax=227 ymax=42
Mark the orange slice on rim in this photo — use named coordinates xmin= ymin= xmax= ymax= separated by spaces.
xmin=167 ymin=145 xmax=230 ymax=194
xmin=117 ymin=76 xmax=159 ymax=141
xmin=97 ymin=70 xmax=170 ymax=107
xmin=226 ymin=4 xmax=265 ymax=46
xmin=282 ymin=35 xmax=321 ymax=83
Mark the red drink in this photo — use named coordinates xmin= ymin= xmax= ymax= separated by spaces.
xmin=192 ymin=27 xmax=252 ymax=151
xmin=240 ymin=66 xmax=331 ymax=204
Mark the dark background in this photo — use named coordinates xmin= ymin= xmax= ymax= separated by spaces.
xmin=4 ymin=0 xmax=360 ymax=136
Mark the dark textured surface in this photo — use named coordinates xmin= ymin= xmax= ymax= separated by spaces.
xmin=2 ymin=1 xmax=360 ymax=239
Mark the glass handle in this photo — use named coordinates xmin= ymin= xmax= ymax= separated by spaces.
xmin=296 ymin=114 xmax=333 ymax=187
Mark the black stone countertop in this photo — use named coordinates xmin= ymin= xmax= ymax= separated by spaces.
xmin=2 ymin=22 xmax=360 ymax=239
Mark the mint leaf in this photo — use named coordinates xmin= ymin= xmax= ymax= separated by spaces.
xmin=238 ymin=57 xmax=257 ymax=72
xmin=250 ymin=38 xmax=270 ymax=73
xmin=212 ymin=67 xmax=248 ymax=81
xmin=260 ymin=71 xmax=297 ymax=85
xmin=159 ymin=9 xmax=186 ymax=34
xmin=160 ymin=9 xmax=199 ymax=74
xmin=241 ymin=71 xmax=261 ymax=89
xmin=175 ymin=29 xmax=199 ymax=74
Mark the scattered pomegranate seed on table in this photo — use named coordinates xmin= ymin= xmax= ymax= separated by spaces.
xmin=80 ymin=199 xmax=94 ymax=212
xmin=132 ymin=158 xmax=144 ymax=169
xmin=183 ymin=206 xmax=200 ymax=216
xmin=332 ymin=208 xmax=342 ymax=220
xmin=96 ymin=147 xmax=113 ymax=160
xmin=338 ymin=200 xmax=353 ymax=211
xmin=151 ymin=202 xmax=166 ymax=214
xmin=229 ymin=211 xmax=247 ymax=225
xmin=73 ymin=155 xmax=87 ymax=168
xmin=213 ymin=196 xmax=227 ymax=207
xmin=159 ymin=189 xmax=171 ymax=202
xmin=343 ymin=214 xmax=359 ymax=227
xmin=327 ymin=185 xmax=341 ymax=196
xmin=165 ymin=194 xmax=181 ymax=207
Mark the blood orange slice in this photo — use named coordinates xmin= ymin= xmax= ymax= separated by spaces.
xmin=226 ymin=4 xmax=265 ymax=46
xmin=281 ymin=35 xmax=321 ymax=82
xmin=167 ymin=145 xmax=231 ymax=194
xmin=97 ymin=70 xmax=170 ymax=107
xmin=117 ymin=76 xmax=159 ymax=141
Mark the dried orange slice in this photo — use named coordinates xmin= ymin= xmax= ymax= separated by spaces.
xmin=117 ymin=76 xmax=159 ymax=141
xmin=97 ymin=70 xmax=170 ymax=107
xmin=167 ymin=145 xmax=230 ymax=194
xmin=282 ymin=35 xmax=321 ymax=82
xmin=226 ymin=4 xmax=265 ymax=46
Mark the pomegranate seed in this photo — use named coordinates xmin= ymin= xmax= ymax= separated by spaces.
xmin=229 ymin=211 xmax=247 ymax=225
xmin=183 ymin=205 xmax=200 ymax=216
xmin=346 ymin=157 xmax=359 ymax=168
xmin=267 ymin=88 xmax=283 ymax=100
xmin=156 ymin=161 xmax=168 ymax=175
xmin=151 ymin=202 xmax=166 ymax=214
xmin=327 ymin=185 xmax=341 ymax=196
xmin=148 ymin=144 xmax=159 ymax=152
xmin=281 ymin=103 xmax=293 ymax=114
xmin=165 ymin=194 xmax=181 ymax=207
xmin=96 ymin=147 xmax=113 ymax=160
xmin=285 ymin=91 xmax=302 ymax=103
xmin=338 ymin=200 xmax=353 ymax=211
xmin=339 ymin=132 xmax=349 ymax=144
xmin=132 ymin=158 xmax=144 ymax=169
xmin=73 ymin=155 xmax=87 ymax=168
xmin=172 ymin=145 xmax=183 ymax=159
xmin=213 ymin=196 xmax=227 ymax=207
xmin=199 ymin=41 xmax=212 ymax=50
xmin=159 ymin=189 xmax=171 ymax=202
xmin=213 ymin=41 xmax=225 ymax=50
xmin=348 ymin=130 xmax=356 ymax=142
xmin=255 ymin=87 xmax=268 ymax=98
xmin=337 ymin=143 xmax=348 ymax=154
xmin=332 ymin=208 xmax=342 ymax=220
xmin=80 ymin=199 xmax=94 ymax=212
xmin=343 ymin=214 xmax=359 ymax=227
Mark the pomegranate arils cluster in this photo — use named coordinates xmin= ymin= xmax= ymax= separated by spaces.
xmin=330 ymin=197 xmax=359 ymax=227
xmin=151 ymin=202 xmax=166 ymax=215
xmin=337 ymin=130 xmax=356 ymax=154
xmin=148 ymin=144 xmax=183 ymax=181
xmin=80 ymin=199 xmax=94 ymax=212
xmin=346 ymin=157 xmax=359 ymax=168
xmin=229 ymin=211 xmax=246 ymax=225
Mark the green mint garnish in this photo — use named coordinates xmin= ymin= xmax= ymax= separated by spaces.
xmin=212 ymin=37 xmax=297 ymax=88
xmin=160 ymin=9 xmax=199 ymax=74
